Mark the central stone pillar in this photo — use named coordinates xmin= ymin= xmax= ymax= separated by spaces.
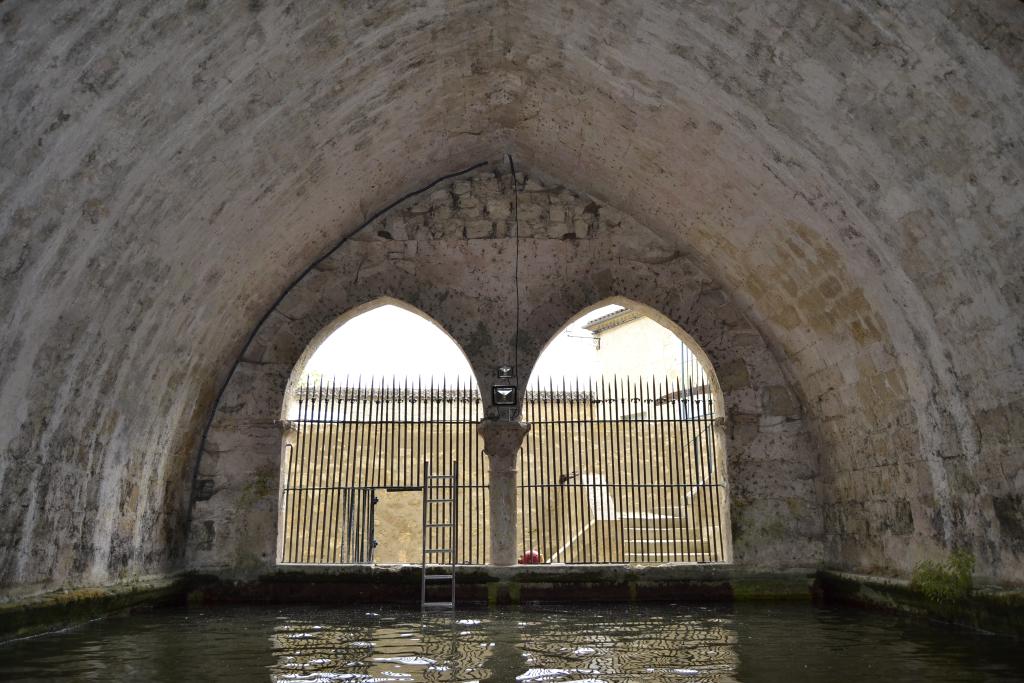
xmin=478 ymin=418 xmax=530 ymax=565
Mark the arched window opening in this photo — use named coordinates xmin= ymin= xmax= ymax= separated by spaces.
xmin=517 ymin=302 xmax=731 ymax=564
xmin=277 ymin=302 xmax=489 ymax=566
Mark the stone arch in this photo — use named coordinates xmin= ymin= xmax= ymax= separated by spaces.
xmin=524 ymin=295 xmax=738 ymax=563
xmin=186 ymin=165 xmax=822 ymax=576
xmin=527 ymin=295 xmax=726 ymax=407
xmin=279 ymin=295 xmax=479 ymax=422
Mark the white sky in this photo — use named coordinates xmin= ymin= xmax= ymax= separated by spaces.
xmin=302 ymin=304 xmax=622 ymax=386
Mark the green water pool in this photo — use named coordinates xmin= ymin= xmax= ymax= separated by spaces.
xmin=1 ymin=602 xmax=1020 ymax=681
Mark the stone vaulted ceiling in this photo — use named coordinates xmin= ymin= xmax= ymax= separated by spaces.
xmin=0 ymin=1 xmax=1021 ymax=598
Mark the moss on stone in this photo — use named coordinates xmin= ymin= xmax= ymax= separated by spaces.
xmin=0 ymin=578 xmax=188 ymax=642
xmin=910 ymin=550 xmax=974 ymax=604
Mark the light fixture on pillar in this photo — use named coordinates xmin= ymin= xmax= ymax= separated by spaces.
xmin=493 ymin=385 xmax=517 ymax=406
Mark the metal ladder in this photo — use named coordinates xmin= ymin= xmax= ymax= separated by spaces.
xmin=421 ymin=459 xmax=457 ymax=609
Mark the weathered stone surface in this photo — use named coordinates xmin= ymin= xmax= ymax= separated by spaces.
xmin=0 ymin=1 xmax=1020 ymax=603
xmin=187 ymin=168 xmax=822 ymax=577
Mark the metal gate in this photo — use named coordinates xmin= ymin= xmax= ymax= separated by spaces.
xmin=517 ymin=376 xmax=727 ymax=564
xmin=278 ymin=378 xmax=489 ymax=565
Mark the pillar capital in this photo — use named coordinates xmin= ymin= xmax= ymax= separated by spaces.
xmin=477 ymin=418 xmax=531 ymax=463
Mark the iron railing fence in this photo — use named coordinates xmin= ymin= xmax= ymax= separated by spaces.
xmin=278 ymin=374 xmax=728 ymax=567
xmin=517 ymin=376 xmax=726 ymax=564
xmin=278 ymin=377 xmax=489 ymax=564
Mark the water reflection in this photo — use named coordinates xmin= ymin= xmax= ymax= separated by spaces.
xmin=0 ymin=604 xmax=1020 ymax=682
xmin=266 ymin=607 xmax=738 ymax=682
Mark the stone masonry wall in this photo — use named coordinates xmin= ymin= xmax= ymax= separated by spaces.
xmin=187 ymin=167 xmax=823 ymax=576
xmin=2 ymin=0 xmax=1019 ymax=602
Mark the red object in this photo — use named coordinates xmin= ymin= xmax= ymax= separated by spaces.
xmin=519 ymin=550 xmax=542 ymax=564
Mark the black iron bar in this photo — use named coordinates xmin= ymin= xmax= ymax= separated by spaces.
xmin=672 ymin=377 xmax=693 ymax=562
xmin=585 ymin=379 xmax=603 ymax=562
xmin=435 ymin=382 xmax=442 ymax=503
xmin=569 ymin=378 xmax=585 ymax=561
xmin=533 ymin=386 xmax=543 ymax=562
xmin=526 ymin=387 xmax=535 ymax=561
xmin=583 ymin=379 xmax=598 ymax=562
xmin=649 ymin=376 xmax=666 ymax=561
xmin=348 ymin=377 xmax=370 ymax=562
xmin=464 ymin=385 xmax=469 ymax=564
xmin=572 ymin=378 xmax=588 ymax=562
xmin=651 ymin=376 xmax=667 ymax=565
xmin=355 ymin=486 xmax=363 ymax=563
xmin=334 ymin=384 xmax=347 ymax=565
xmin=359 ymin=488 xmax=368 ymax=563
xmin=339 ymin=378 xmax=360 ymax=561
xmin=305 ymin=378 xmax=327 ymax=562
xmin=469 ymin=386 xmax=476 ymax=564
xmin=639 ymin=377 xmax=658 ymax=561
xmin=624 ymin=377 xmax=642 ymax=563
xmin=386 ymin=378 xmax=394 ymax=489
xmin=700 ymin=381 xmax=717 ymax=562
xmin=395 ymin=379 xmax=402 ymax=488
xmin=642 ymin=376 xmax=660 ymax=562
xmin=660 ymin=376 xmax=681 ymax=562
xmin=612 ymin=376 xmax=627 ymax=563
xmin=369 ymin=376 xmax=384 ymax=492
xmin=547 ymin=378 xmax=561 ymax=561
xmin=454 ymin=377 xmax=463 ymax=563
xmin=464 ymin=379 xmax=472 ymax=564
xmin=425 ymin=379 xmax=433 ymax=567
xmin=478 ymin=385 xmax=486 ymax=564
xmin=697 ymin=388 xmax=714 ymax=562
xmin=560 ymin=377 xmax=577 ymax=562
xmin=689 ymin=377 xmax=708 ymax=563
xmin=682 ymin=377 xmax=699 ymax=562
xmin=530 ymin=387 xmax=539 ymax=562
xmin=573 ymin=379 xmax=587 ymax=562
xmin=366 ymin=486 xmax=375 ymax=563
xmin=661 ymin=376 xmax=674 ymax=561
xmin=402 ymin=378 xmax=410 ymax=488
xmin=535 ymin=383 xmax=547 ymax=560
xmin=440 ymin=378 xmax=452 ymax=561
xmin=598 ymin=379 xmax=612 ymax=562
xmin=599 ymin=378 xmax=610 ymax=562
xmin=521 ymin=388 xmax=532 ymax=561
xmin=317 ymin=376 xmax=337 ymax=565
xmin=441 ymin=378 xmax=448 ymax=564
xmin=690 ymin=382 xmax=704 ymax=557
xmin=627 ymin=376 xmax=641 ymax=563
xmin=479 ymin=384 xmax=485 ymax=565
xmin=467 ymin=381 xmax=472 ymax=564
xmin=316 ymin=379 xmax=336 ymax=563
xmin=639 ymin=377 xmax=655 ymax=562
xmin=436 ymin=380 xmax=443 ymax=561
xmin=535 ymin=382 xmax=547 ymax=560
xmin=322 ymin=379 xmax=341 ymax=563
xmin=470 ymin=381 xmax=477 ymax=564
xmin=416 ymin=376 xmax=423 ymax=489
xmin=577 ymin=381 xmax=590 ymax=561
xmin=352 ymin=383 xmax=365 ymax=564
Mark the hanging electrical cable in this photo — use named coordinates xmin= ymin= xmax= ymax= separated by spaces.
xmin=507 ymin=154 xmax=521 ymax=379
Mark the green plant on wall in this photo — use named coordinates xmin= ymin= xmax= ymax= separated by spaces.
xmin=910 ymin=549 xmax=975 ymax=604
